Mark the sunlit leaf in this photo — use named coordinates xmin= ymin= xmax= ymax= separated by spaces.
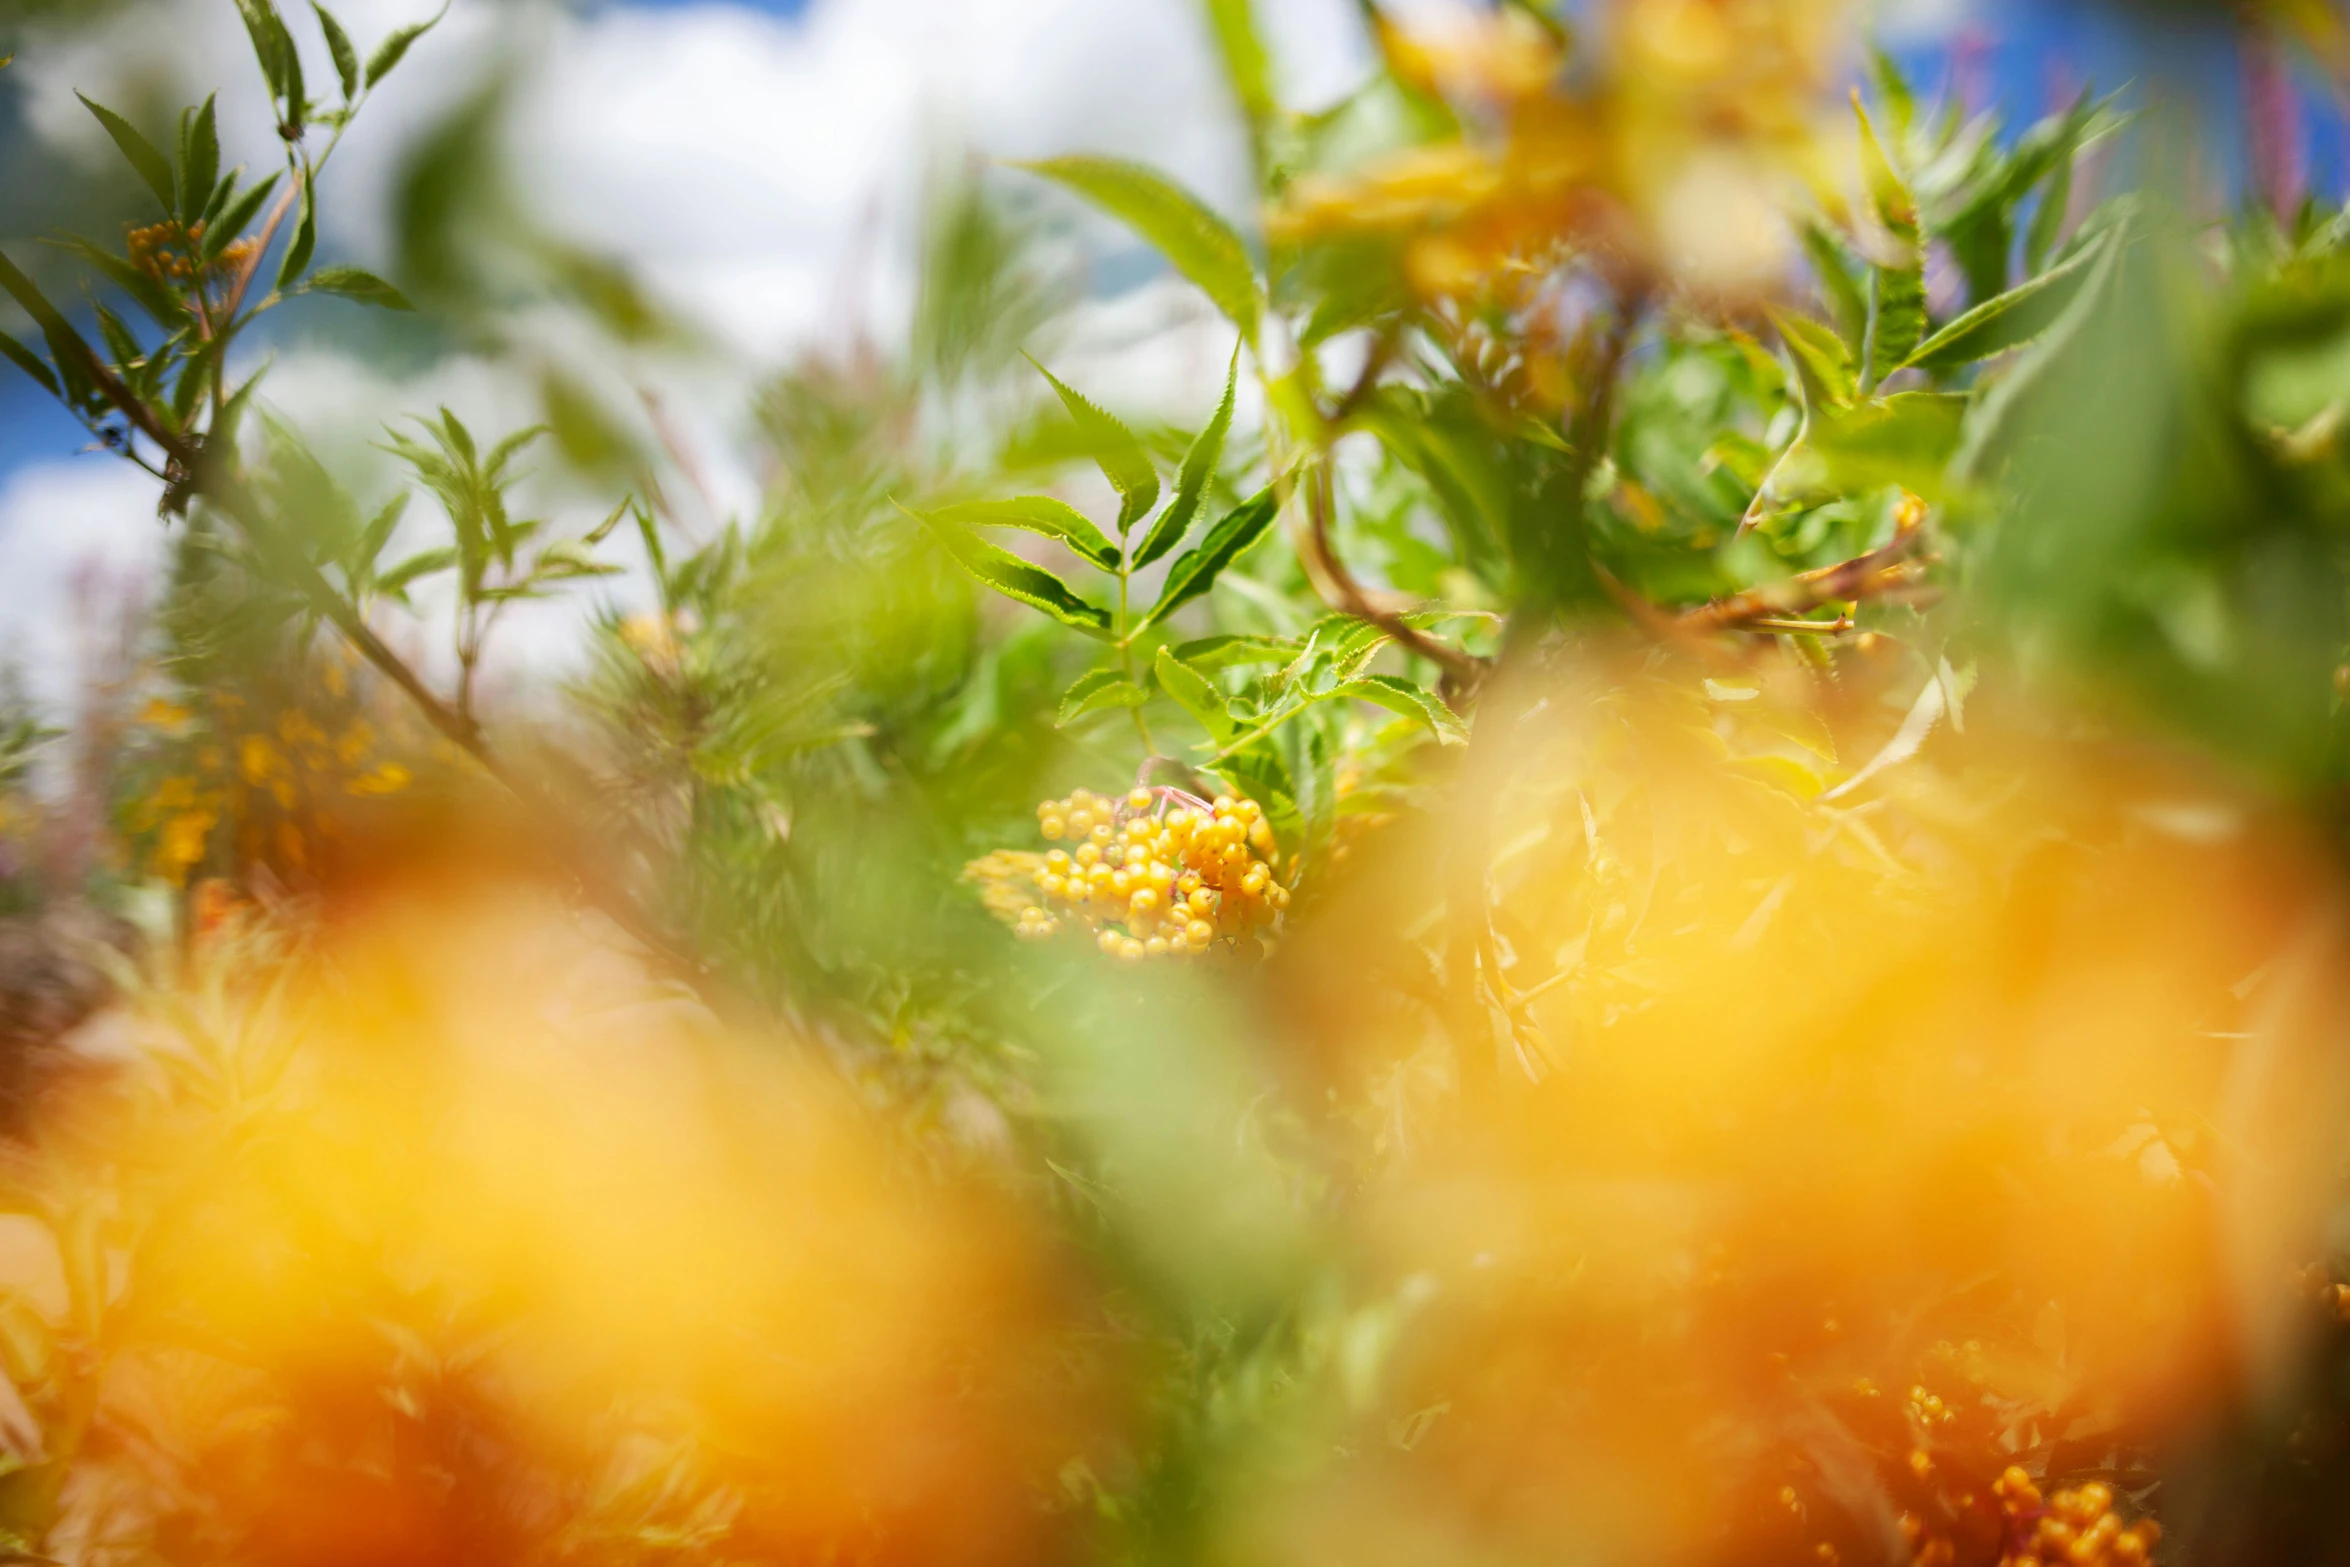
xmin=1018 ymin=155 xmax=1261 ymax=345
xmin=1133 ymin=344 xmax=1238 ymax=570
xmin=1057 ymin=669 xmax=1148 ymax=727
xmin=1339 ymin=673 xmax=1468 ymax=745
xmin=1155 ymin=645 xmax=1240 ymax=745
xmin=902 ymin=502 xmax=1113 ymax=636
xmin=1026 ymin=356 xmax=1159 ymax=535
xmin=1771 ymin=309 xmax=1857 ymax=408
xmin=1900 ymin=234 xmax=2110 ymax=373
xmin=929 ymin=497 xmax=1119 ymax=572
xmin=1855 ymin=93 xmax=1927 ymax=388
xmin=1134 ymin=482 xmax=1280 ymax=635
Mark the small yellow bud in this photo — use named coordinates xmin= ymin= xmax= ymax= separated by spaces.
xmin=1127 ymin=787 xmax=1154 ymax=810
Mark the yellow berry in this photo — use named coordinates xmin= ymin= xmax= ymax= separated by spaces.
xmin=1046 ymin=850 xmax=1071 ymax=871
xmin=1145 ymin=936 xmax=1170 ymax=956
xmin=1040 ymin=815 xmax=1066 ymax=840
xmin=1177 ymin=871 xmax=1202 ymax=895
xmin=1041 ymin=875 xmax=1067 ymax=900
xmin=1124 ymin=845 xmax=1149 ymax=867
xmin=1127 ymin=787 xmax=1154 ymax=810
xmin=1075 ymin=843 xmax=1101 ymax=867
xmin=1234 ymin=798 xmax=1261 ymax=823
xmin=1166 ymin=809 xmax=1194 ymax=836
xmin=1111 ymin=870 xmax=1133 ymax=896
xmin=1188 ymin=888 xmax=1216 ymax=915
xmin=1119 ymin=939 xmax=1145 ymax=963
xmin=1220 ymin=842 xmax=1247 ymax=865
xmin=1212 ymin=795 xmax=1235 ymax=814
xmin=1241 ymin=868 xmax=1269 ymax=896
xmin=1089 ymin=823 xmax=1114 ymax=846
xmin=1186 ymin=919 xmax=1215 ymax=947
xmin=1132 ymin=887 xmax=1161 ymax=914
xmin=1098 ymin=930 xmax=1122 ymax=955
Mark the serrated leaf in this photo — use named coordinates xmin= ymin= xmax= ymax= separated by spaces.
xmin=929 ymin=496 xmax=1118 ymax=571
xmin=352 ymin=491 xmax=409 ymax=577
xmin=1174 ymin=633 xmax=1296 ymax=670
xmin=1057 ymin=670 xmax=1148 ymax=726
xmin=1771 ymin=309 xmax=1857 ymax=408
xmin=314 ymin=3 xmax=360 ymax=100
xmin=376 ymin=544 xmax=456 ymax=600
xmin=1134 ymin=482 xmax=1280 ymax=635
xmin=1808 ymin=391 xmax=1967 ymax=498
xmin=1800 ymin=221 xmax=1868 ymax=353
xmin=77 ymin=95 xmax=175 ymax=211
xmin=179 ymin=96 xmax=218 ymax=227
xmin=1867 ymin=43 xmax=1916 ymax=142
xmin=48 ymin=234 xmax=189 ymax=329
xmin=1026 ymin=357 xmax=1158 ymax=534
xmin=2025 ymin=150 xmax=2074 ymax=276
xmin=1899 ymin=233 xmax=2108 ymax=373
xmin=1340 ymin=673 xmax=1468 ymax=745
xmin=1133 ymin=343 xmax=1238 ymax=569
xmin=204 ymin=173 xmax=280 ymax=260
xmin=366 ymin=4 xmax=448 ymax=89
xmin=302 ymin=264 xmax=413 ymax=310
xmin=277 ymin=167 xmax=316 ymax=289
xmin=903 ymin=502 xmax=1113 ymax=636
xmin=0 ymin=331 xmax=57 ymax=397
xmin=1018 ymin=155 xmax=1261 ymax=344
xmin=1155 ymin=645 xmax=1240 ymax=744
xmin=233 ymin=0 xmax=289 ymax=101
xmin=1855 ymin=92 xmax=1927 ymax=388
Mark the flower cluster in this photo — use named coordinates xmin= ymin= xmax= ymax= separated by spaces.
xmin=1987 ymin=1470 xmax=2159 ymax=1567
xmin=126 ymin=220 xmax=259 ymax=287
xmin=967 ymin=786 xmax=1290 ymax=961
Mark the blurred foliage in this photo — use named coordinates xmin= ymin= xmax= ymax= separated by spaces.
xmin=2 ymin=2 xmax=2350 ymax=1565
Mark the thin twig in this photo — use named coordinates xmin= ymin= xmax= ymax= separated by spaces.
xmin=1296 ymin=457 xmax=1489 ymax=704
xmin=1678 ymin=530 xmax=1932 ymax=633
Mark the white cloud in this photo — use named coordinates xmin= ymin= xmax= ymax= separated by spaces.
xmin=0 ymin=460 xmax=165 ymax=714
xmin=1 ymin=0 xmax=1372 ymax=708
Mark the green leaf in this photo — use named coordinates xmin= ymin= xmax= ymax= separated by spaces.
xmin=1800 ymin=222 xmax=1869 ymax=354
xmin=1205 ymin=0 xmax=1275 ymax=126
xmin=1899 ymin=234 xmax=2108 ymax=373
xmin=2026 ymin=151 xmax=2074 ymax=276
xmin=1156 ymin=645 xmax=1240 ymax=745
xmin=1057 ymin=669 xmax=1148 ymax=727
xmin=1133 ymin=344 xmax=1237 ymax=569
xmin=77 ymin=94 xmax=176 ymax=211
xmin=1340 ymin=673 xmax=1468 ymax=745
xmin=200 ymin=164 xmax=243 ymax=231
xmin=352 ymin=491 xmax=409 ymax=577
xmin=1808 ymin=391 xmax=1967 ymax=498
xmin=376 ymin=544 xmax=457 ymax=601
xmin=179 ymin=96 xmax=218 ymax=227
xmin=204 ymin=173 xmax=281 ymax=260
xmin=1017 ymin=155 xmax=1261 ymax=345
xmin=366 ymin=4 xmax=448 ymax=89
xmin=1771 ymin=309 xmax=1857 ymax=408
xmin=277 ymin=167 xmax=316 ymax=289
xmin=48 ymin=234 xmax=188 ymax=328
xmin=1173 ymin=632 xmax=1296 ymax=670
xmin=1866 ymin=43 xmax=1917 ymax=142
xmin=0 ymin=331 xmax=57 ymax=398
xmin=928 ymin=496 xmax=1118 ymax=571
xmin=1855 ymin=93 xmax=1927 ymax=389
xmin=233 ymin=0 xmax=290 ymax=102
xmin=314 ymin=3 xmax=361 ymax=100
xmin=902 ymin=502 xmax=1113 ymax=636
xmin=1134 ymin=482 xmax=1280 ymax=635
xmin=1026 ymin=356 xmax=1159 ymax=534
xmin=271 ymin=7 xmax=306 ymax=131
xmin=301 ymin=264 xmax=413 ymax=310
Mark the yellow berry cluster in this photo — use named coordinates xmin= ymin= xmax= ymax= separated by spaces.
xmin=126 ymin=220 xmax=258 ymax=286
xmin=970 ymin=786 xmax=1290 ymax=961
xmin=1986 ymin=1470 xmax=2159 ymax=1567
